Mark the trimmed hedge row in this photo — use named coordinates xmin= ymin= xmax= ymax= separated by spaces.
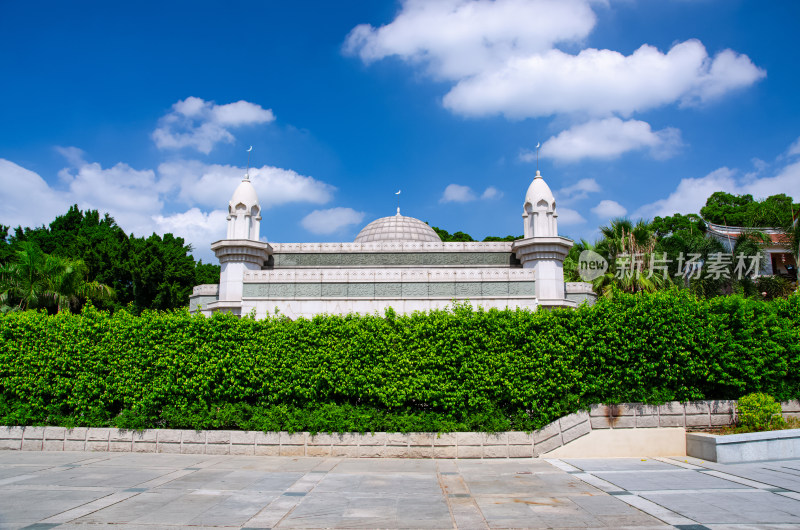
xmin=1 ymin=291 xmax=798 ymax=432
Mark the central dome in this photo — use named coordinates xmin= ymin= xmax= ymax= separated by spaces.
xmin=355 ymin=211 xmax=441 ymax=243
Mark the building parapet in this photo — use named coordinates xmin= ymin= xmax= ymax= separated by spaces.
xmin=565 ymin=282 xmax=595 ymax=295
xmin=270 ymin=241 xmax=514 ymax=253
xmin=192 ymin=284 xmax=219 ymax=296
xmin=244 ymin=268 xmax=534 ymax=283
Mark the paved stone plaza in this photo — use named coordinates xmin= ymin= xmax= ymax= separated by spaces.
xmin=1 ymin=452 xmax=800 ymax=528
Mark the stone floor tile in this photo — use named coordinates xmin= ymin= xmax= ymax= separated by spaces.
xmin=593 ymin=469 xmax=747 ymax=491
xmin=2 ymin=451 xmax=800 ymax=529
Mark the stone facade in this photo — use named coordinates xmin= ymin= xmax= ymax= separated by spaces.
xmin=190 ymin=170 xmax=597 ymax=319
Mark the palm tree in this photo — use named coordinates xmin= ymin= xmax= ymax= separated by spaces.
xmin=0 ymin=242 xmax=113 ymax=313
xmin=563 ymin=238 xmax=595 ymax=282
xmin=45 ymin=254 xmax=115 ymax=313
xmin=0 ymin=241 xmax=51 ymax=311
xmin=593 ymin=218 xmax=671 ymax=296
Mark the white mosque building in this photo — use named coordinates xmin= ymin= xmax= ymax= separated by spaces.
xmin=189 ymin=170 xmax=596 ymax=319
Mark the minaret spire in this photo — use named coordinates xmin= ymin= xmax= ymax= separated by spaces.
xmin=245 ymin=146 xmax=253 ymax=180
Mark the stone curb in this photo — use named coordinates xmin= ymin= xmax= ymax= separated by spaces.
xmin=2 ymin=400 xmax=794 ymax=458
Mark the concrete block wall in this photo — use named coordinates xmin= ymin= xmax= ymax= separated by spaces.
xmin=1 ymin=400 xmax=797 ymax=458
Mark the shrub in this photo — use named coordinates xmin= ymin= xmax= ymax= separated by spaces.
xmin=0 ymin=291 xmax=798 ymax=432
xmin=737 ymin=392 xmax=785 ymax=431
xmin=756 ymin=276 xmax=794 ymax=300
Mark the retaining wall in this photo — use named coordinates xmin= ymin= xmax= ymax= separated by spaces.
xmin=2 ymin=400 xmax=798 ymax=458
xmin=687 ymin=428 xmax=800 ymax=463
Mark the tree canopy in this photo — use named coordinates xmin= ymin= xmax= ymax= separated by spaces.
xmin=1 ymin=205 xmax=219 ymax=313
xmin=0 ymin=241 xmax=114 ymax=313
xmin=700 ymin=192 xmax=799 ymax=227
xmin=430 ymin=225 xmax=521 ymax=243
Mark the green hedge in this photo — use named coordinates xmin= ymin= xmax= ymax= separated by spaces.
xmin=1 ymin=291 xmax=798 ymax=432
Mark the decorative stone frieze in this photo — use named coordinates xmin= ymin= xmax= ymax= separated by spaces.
xmin=271 ymin=241 xmax=513 ymax=253
xmin=242 ymin=281 xmax=536 ymax=299
xmin=244 ymin=268 xmax=535 ymax=283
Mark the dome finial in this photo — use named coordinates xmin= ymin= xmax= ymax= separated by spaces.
xmin=395 ymin=189 xmax=401 ymax=215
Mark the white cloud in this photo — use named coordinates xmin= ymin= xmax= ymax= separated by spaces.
xmin=481 ymin=186 xmax=503 ymax=199
xmin=439 ymin=184 xmax=503 ymax=202
xmin=440 ymin=183 xmax=477 ymax=203
xmin=1 ymin=152 xmax=339 ymax=262
xmin=301 ymin=207 xmax=365 ymax=235
xmin=591 ymin=199 xmax=627 ymax=218
xmin=557 ymin=178 xmax=601 ymax=202
xmin=211 ymin=100 xmax=274 ymax=126
xmin=788 ymin=136 xmax=800 ymax=157
xmin=152 ymin=208 xmax=229 ymax=260
xmin=152 ymin=97 xmax=275 ymax=154
xmin=541 ymin=118 xmax=683 ymax=162
xmin=157 ymin=160 xmax=335 ymax=210
xmin=444 ymin=42 xmax=764 ymax=118
xmin=635 ymin=161 xmax=800 ymax=220
xmin=740 ymin=160 xmax=800 ymax=200
xmin=0 ymin=159 xmax=70 ymax=229
xmin=344 ymin=0 xmax=598 ymax=81
xmin=57 ymin=160 xmax=163 ymax=236
xmin=346 ymin=1 xmax=764 ymax=121
xmin=557 ymin=207 xmax=586 ymax=226
xmin=54 ymin=146 xmax=86 ymax=167
xmin=518 ymin=148 xmax=537 ymax=163
xmin=634 ymin=167 xmax=737 ymax=219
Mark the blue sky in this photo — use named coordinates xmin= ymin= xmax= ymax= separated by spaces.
xmin=2 ymin=0 xmax=799 ymax=262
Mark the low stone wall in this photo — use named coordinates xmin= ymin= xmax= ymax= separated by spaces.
xmin=687 ymin=429 xmax=800 ymax=463
xmin=2 ymin=400 xmax=797 ymax=458
xmin=565 ymin=282 xmax=597 ymax=306
xmin=588 ymin=400 xmax=738 ymax=430
xmin=0 ymin=428 xmax=542 ymax=459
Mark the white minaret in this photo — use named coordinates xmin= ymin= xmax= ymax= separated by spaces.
xmin=226 ymin=177 xmax=262 ymax=240
xmin=210 ymin=175 xmax=271 ymax=315
xmin=522 ymin=170 xmax=559 ymax=238
xmin=512 ymin=170 xmax=573 ymax=305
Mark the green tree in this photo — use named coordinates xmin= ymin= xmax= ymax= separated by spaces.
xmin=0 ymin=225 xmax=11 ymax=264
xmin=700 ymin=192 xmax=756 ymax=226
xmin=0 ymin=242 xmax=51 ymax=310
xmin=430 ymin=226 xmax=476 ymax=242
xmin=482 ymin=234 xmax=522 ymax=242
xmin=128 ymin=233 xmax=197 ymax=311
xmin=593 ymin=218 xmax=671 ymax=296
xmin=563 ymin=239 xmax=594 ymax=282
xmin=195 ymin=260 xmax=221 ymax=285
xmin=10 ymin=206 xmax=131 ymax=309
xmin=651 ymin=213 xmax=706 ymax=239
xmin=6 ymin=206 xmax=220 ymax=312
xmin=752 ymin=194 xmax=798 ymax=227
xmin=44 ymin=255 xmax=115 ymax=313
xmin=700 ymin=192 xmax=799 ymax=227
xmin=0 ymin=242 xmax=113 ymax=312
xmin=784 ymin=219 xmax=800 ymax=284
xmin=430 ymin=224 xmax=521 ymax=243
